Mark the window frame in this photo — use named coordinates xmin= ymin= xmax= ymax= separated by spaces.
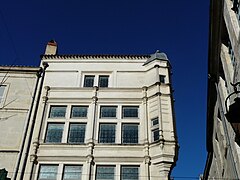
xmin=122 ymin=106 xmax=139 ymax=119
xmin=120 ymin=165 xmax=139 ymax=180
xmin=100 ymin=106 xmax=117 ymax=118
xmin=83 ymin=75 xmax=95 ymax=87
xmin=67 ymin=123 xmax=86 ymax=144
xmin=98 ymin=75 xmax=109 ymax=88
xmin=159 ymin=75 xmax=166 ymax=83
xmin=95 ymin=165 xmax=115 ymax=180
xmin=98 ymin=123 xmax=116 ymax=144
xmin=49 ymin=105 xmax=67 ymax=119
xmin=70 ymin=106 xmax=88 ymax=118
xmin=62 ymin=165 xmax=82 ymax=180
xmin=121 ymin=123 xmax=139 ymax=144
xmin=38 ymin=164 xmax=59 ymax=180
xmin=151 ymin=117 xmax=160 ymax=142
xmin=0 ymin=84 xmax=8 ymax=107
xmin=45 ymin=123 xmax=65 ymax=143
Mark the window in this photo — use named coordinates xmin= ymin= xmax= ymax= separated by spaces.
xmin=96 ymin=166 xmax=115 ymax=180
xmin=122 ymin=106 xmax=138 ymax=118
xmin=151 ymin=118 xmax=159 ymax=142
xmin=84 ymin=75 xmax=95 ymax=87
xmin=122 ymin=124 xmax=138 ymax=144
xmin=99 ymin=124 xmax=116 ymax=143
xmin=159 ymin=75 xmax=165 ymax=83
xmin=49 ymin=106 xmax=66 ymax=118
xmin=38 ymin=165 xmax=58 ymax=180
xmin=121 ymin=166 xmax=139 ymax=180
xmin=0 ymin=85 xmax=6 ymax=104
xmin=99 ymin=76 xmax=109 ymax=87
xmin=68 ymin=124 xmax=86 ymax=143
xmin=45 ymin=123 xmax=64 ymax=143
xmin=100 ymin=106 xmax=117 ymax=118
xmin=63 ymin=165 xmax=82 ymax=180
xmin=152 ymin=129 xmax=160 ymax=142
xmin=71 ymin=106 xmax=88 ymax=118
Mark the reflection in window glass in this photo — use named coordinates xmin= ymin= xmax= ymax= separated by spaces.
xmin=71 ymin=106 xmax=88 ymax=118
xmin=99 ymin=124 xmax=116 ymax=143
xmin=84 ymin=75 xmax=95 ymax=87
xmin=122 ymin=106 xmax=138 ymax=118
xmin=68 ymin=124 xmax=86 ymax=143
xmin=96 ymin=166 xmax=115 ymax=180
xmin=121 ymin=166 xmax=139 ymax=180
xmin=63 ymin=165 xmax=82 ymax=180
xmin=45 ymin=123 xmax=64 ymax=143
xmin=99 ymin=76 xmax=109 ymax=87
xmin=49 ymin=106 xmax=66 ymax=118
xmin=100 ymin=106 xmax=117 ymax=118
xmin=38 ymin=165 xmax=58 ymax=180
xmin=122 ymin=124 xmax=138 ymax=144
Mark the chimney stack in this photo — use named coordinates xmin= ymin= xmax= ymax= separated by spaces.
xmin=45 ymin=40 xmax=57 ymax=55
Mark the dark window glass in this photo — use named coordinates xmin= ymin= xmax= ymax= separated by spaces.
xmin=84 ymin=75 xmax=95 ymax=87
xmin=100 ymin=106 xmax=117 ymax=118
xmin=96 ymin=166 xmax=115 ymax=180
xmin=99 ymin=76 xmax=109 ymax=87
xmin=63 ymin=165 xmax=82 ymax=180
xmin=68 ymin=124 xmax=86 ymax=143
xmin=71 ymin=106 xmax=88 ymax=118
xmin=99 ymin=124 xmax=116 ymax=143
xmin=49 ymin=106 xmax=66 ymax=118
xmin=151 ymin=118 xmax=159 ymax=126
xmin=153 ymin=129 xmax=160 ymax=142
xmin=45 ymin=123 xmax=64 ymax=143
xmin=159 ymin=75 xmax=165 ymax=83
xmin=122 ymin=106 xmax=138 ymax=118
xmin=121 ymin=166 xmax=139 ymax=180
xmin=122 ymin=124 xmax=138 ymax=144
xmin=38 ymin=165 xmax=58 ymax=180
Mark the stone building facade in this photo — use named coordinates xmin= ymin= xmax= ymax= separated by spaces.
xmin=203 ymin=0 xmax=240 ymax=179
xmin=20 ymin=41 xmax=178 ymax=180
xmin=0 ymin=66 xmax=40 ymax=179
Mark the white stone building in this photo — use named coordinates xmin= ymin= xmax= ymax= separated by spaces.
xmin=20 ymin=41 xmax=178 ymax=180
xmin=0 ymin=66 xmax=40 ymax=179
xmin=203 ymin=0 xmax=240 ymax=179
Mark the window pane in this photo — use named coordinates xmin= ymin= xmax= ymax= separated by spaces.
xmin=63 ymin=165 xmax=82 ymax=180
xmin=100 ymin=106 xmax=117 ymax=118
xmin=45 ymin=124 xmax=64 ymax=143
xmin=99 ymin=124 xmax=116 ymax=143
xmin=153 ymin=129 xmax=159 ymax=142
xmin=151 ymin=118 xmax=159 ymax=126
xmin=49 ymin=106 xmax=66 ymax=118
xmin=0 ymin=85 xmax=6 ymax=103
xmin=96 ymin=166 xmax=115 ymax=180
xmin=84 ymin=75 xmax=94 ymax=87
xmin=71 ymin=106 xmax=88 ymax=118
xmin=121 ymin=166 xmax=139 ymax=180
xmin=38 ymin=165 xmax=58 ymax=180
xmin=99 ymin=76 xmax=109 ymax=87
xmin=122 ymin=106 xmax=138 ymax=118
xmin=159 ymin=75 xmax=165 ymax=83
xmin=122 ymin=124 xmax=138 ymax=144
xmin=68 ymin=124 xmax=86 ymax=143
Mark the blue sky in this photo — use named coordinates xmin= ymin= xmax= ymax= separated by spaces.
xmin=0 ymin=0 xmax=209 ymax=178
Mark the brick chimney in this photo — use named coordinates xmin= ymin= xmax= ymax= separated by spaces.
xmin=45 ymin=40 xmax=57 ymax=55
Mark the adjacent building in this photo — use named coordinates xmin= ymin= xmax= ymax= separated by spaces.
xmin=203 ymin=0 xmax=240 ymax=179
xmin=19 ymin=41 xmax=178 ymax=180
xmin=0 ymin=66 xmax=40 ymax=179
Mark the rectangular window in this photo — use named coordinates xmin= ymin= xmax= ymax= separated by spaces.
xmin=96 ymin=166 xmax=115 ymax=180
xmin=63 ymin=165 xmax=82 ymax=180
xmin=99 ymin=75 xmax=109 ymax=87
xmin=151 ymin=117 xmax=159 ymax=126
xmin=100 ymin=106 xmax=117 ymax=118
xmin=159 ymin=75 xmax=165 ymax=83
xmin=99 ymin=124 xmax=116 ymax=143
xmin=84 ymin=75 xmax=95 ymax=87
xmin=71 ymin=106 xmax=88 ymax=118
xmin=0 ymin=85 xmax=6 ymax=103
xmin=45 ymin=123 xmax=64 ymax=143
xmin=122 ymin=106 xmax=138 ymax=118
xmin=122 ymin=124 xmax=138 ymax=144
xmin=121 ymin=166 xmax=139 ymax=180
xmin=68 ymin=124 xmax=86 ymax=143
xmin=49 ymin=106 xmax=66 ymax=118
xmin=152 ymin=129 xmax=160 ymax=142
xmin=38 ymin=165 xmax=58 ymax=180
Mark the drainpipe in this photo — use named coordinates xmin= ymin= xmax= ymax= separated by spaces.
xmin=216 ymin=83 xmax=240 ymax=179
xmin=12 ymin=68 xmax=42 ymax=180
xmin=19 ymin=62 xmax=49 ymax=180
